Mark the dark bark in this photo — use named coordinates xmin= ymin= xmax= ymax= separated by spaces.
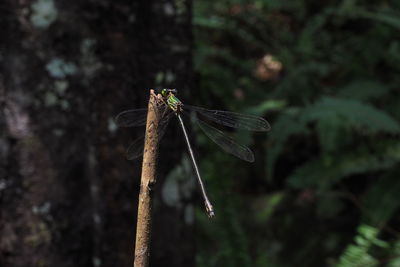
xmin=0 ymin=0 xmax=193 ymax=266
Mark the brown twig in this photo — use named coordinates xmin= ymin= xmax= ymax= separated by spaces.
xmin=133 ymin=89 xmax=162 ymax=267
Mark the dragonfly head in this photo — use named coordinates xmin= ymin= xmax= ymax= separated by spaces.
xmin=160 ymin=88 xmax=178 ymax=97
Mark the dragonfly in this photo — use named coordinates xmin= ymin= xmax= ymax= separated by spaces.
xmin=115 ymin=89 xmax=270 ymax=217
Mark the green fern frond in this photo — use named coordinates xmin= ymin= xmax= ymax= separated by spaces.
xmin=337 ymin=81 xmax=389 ymax=101
xmin=387 ymin=241 xmax=400 ymax=267
xmin=301 ymin=97 xmax=400 ymax=134
xmin=362 ymin=169 xmax=400 ymax=226
xmin=336 ymin=225 xmax=386 ymax=267
xmin=356 ymin=9 xmax=400 ymax=31
xmin=266 ymin=110 xmax=309 ymax=180
xmin=287 ymin=141 xmax=400 ymax=189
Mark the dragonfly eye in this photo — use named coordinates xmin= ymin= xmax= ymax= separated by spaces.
xmin=161 ymin=89 xmax=167 ymax=96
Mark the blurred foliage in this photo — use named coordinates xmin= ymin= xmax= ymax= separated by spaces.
xmin=190 ymin=0 xmax=400 ymax=266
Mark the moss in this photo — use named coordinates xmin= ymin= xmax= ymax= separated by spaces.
xmin=46 ymin=58 xmax=78 ymax=79
xmin=44 ymin=91 xmax=57 ymax=106
xmin=80 ymin=39 xmax=103 ymax=78
xmin=25 ymin=221 xmax=51 ymax=247
xmin=30 ymin=0 xmax=58 ymax=29
xmin=54 ymin=80 xmax=68 ymax=95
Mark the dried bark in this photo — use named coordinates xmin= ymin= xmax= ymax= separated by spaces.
xmin=133 ymin=90 xmax=161 ymax=267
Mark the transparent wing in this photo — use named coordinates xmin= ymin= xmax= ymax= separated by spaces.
xmin=115 ymin=108 xmax=148 ymax=127
xmin=189 ymin=112 xmax=255 ymax=162
xmin=184 ymin=105 xmax=270 ymax=132
xmin=126 ymin=135 xmax=145 ymax=160
xmin=125 ymin=111 xmax=173 ymax=160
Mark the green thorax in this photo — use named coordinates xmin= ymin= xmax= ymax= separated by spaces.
xmin=160 ymin=88 xmax=183 ymax=112
xmin=166 ymin=94 xmax=183 ymax=112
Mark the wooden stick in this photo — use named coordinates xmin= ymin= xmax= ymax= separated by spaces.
xmin=133 ymin=89 xmax=162 ymax=267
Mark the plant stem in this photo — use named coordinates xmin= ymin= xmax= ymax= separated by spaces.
xmin=133 ymin=89 xmax=162 ymax=267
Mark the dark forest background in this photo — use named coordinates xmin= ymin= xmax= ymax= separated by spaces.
xmin=1 ymin=0 xmax=400 ymax=266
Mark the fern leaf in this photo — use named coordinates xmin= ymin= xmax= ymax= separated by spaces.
xmin=337 ymin=80 xmax=389 ymax=101
xmin=287 ymin=141 xmax=400 ymax=189
xmin=301 ymin=97 xmax=400 ymax=134
xmin=336 ymin=225 xmax=386 ymax=267
xmin=266 ymin=111 xmax=309 ymax=180
xmin=362 ymin=169 xmax=400 ymax=226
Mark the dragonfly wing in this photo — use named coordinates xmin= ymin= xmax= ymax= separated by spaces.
xmin=193 ymin=114 xmax=255 ymax=162
xmin=125 ymin=111 xmax=173 ymax=160
xmin=184 ymin=105 xmax=270 ymax=132
xmin=126 ymin=135 xmax=145 ymax=160
xmin=157 ymin=111 xmax=173 ymax=142
xmin=115 ymin=108 xmax=148 ymax=127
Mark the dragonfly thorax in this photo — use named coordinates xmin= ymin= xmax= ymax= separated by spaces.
xmin=166 ymin=94 xmax=183 ymax=113
xmin=159 ymin=88 xmax=183 ymax=113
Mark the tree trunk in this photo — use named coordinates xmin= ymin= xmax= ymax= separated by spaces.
xmin=0 ymin=0 xmax=193 ymax=266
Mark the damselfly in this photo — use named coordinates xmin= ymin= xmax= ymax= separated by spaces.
xmin=115 ymin=89 xmax=270 ymax=217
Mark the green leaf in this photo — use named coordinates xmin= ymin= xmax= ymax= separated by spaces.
xmin=336 ymin=225 xmax=386 ymax=267
xmin=253 ymin=192 xmax=285 ymax=222
xmin=337 ymin=80 xmax=389 ymax=101
xmin=301 ymin=96 xmax=400 ymax=134
xmin=362 ymin=169 xmax=400 ymax=226
xmin=287 ymin=141 xmax=400 ymax=189
xmin=357 ymin=9 xmax=400 ymax=31
xmin=266 ymin=111 xmax=309 ymax=180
